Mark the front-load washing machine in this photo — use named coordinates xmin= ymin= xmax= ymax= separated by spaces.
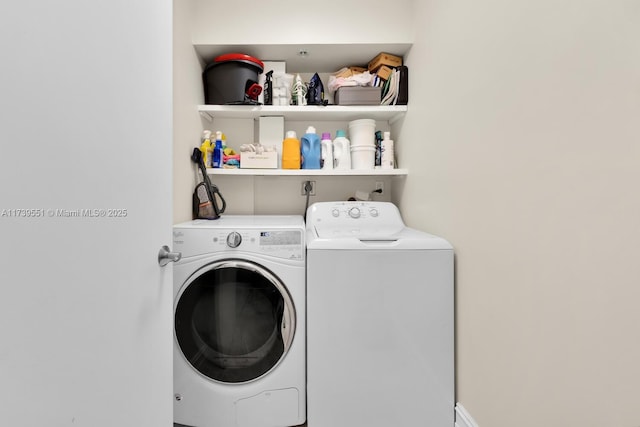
xmin=172 ymin=216 xmax=306 ymax=427
xmin=306 ymin=201 xmax=454 ymax=426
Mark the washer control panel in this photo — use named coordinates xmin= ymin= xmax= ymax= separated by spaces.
xmin=315 ymin=202 xmax=400 ymax=223
xmin=308 ymin=202 xmax=405 ymax=238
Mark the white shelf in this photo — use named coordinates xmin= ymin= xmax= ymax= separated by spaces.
xmin=193 ymin=43 xmax=412 ymax=74
xmin=198 ymin=104 xmax=407 ymax=123
xmin=206 ymin=168 xmax=408 ymax=177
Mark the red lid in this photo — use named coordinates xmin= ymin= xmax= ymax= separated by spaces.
xmin=214 ymin=53 xmax=264 ymax=70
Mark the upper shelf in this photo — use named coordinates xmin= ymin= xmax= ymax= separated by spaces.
xmin=193 ymin=43 xmax=412 ymax=74
xmin=198 ymin=104 xmax=408 ymax=122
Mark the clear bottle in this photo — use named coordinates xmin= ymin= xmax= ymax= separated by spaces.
xmin=332 ymin=130 xmax=351 ymax=170
xmin=212 ymin=131 xmax=224 ymax=168
xmin=321 ymin=132 xmax=334 ymax=170
xmin=282 ymin=130 xmax=301 ymax=169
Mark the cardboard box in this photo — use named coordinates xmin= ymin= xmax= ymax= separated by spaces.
xmin=333 ymin=66 xmax=369 ymax=79
xmin=375 ymin=65 xmax=393 ymax=81
xmin=334 ymin=86 xmax=381 ymax=105
xmin=368 ymin=52 xmax=403 ymax=72
xmin=333 ymin=67 xmax=353 ymax=78
xmin=349 ymin=66 xmax=367 ymax=74
xmin=240 ymin=151 xmax=277 ymax=169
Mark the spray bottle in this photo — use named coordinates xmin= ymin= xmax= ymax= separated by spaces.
xmin=200 ymin=130 xmax=213 ymax=168
xmin=264 ymin=70 xmax=273 ymax=105
xmin=212 ymin=131 xmax=224 ymax=168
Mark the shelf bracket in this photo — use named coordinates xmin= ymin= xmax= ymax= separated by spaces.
xmin=199 ymin=111 xmax=214 ymax=123
xmin=388 ymin=109 xmax=406 ymax=125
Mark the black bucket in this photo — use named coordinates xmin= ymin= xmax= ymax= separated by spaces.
xmin=203 ymin=53 xmax=264 ymax=105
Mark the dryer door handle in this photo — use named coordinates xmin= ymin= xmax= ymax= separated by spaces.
xmin=158 ymin=245 xmax=182 ymax=267
xmin=281 ymin=309 xmax=295 ymax=352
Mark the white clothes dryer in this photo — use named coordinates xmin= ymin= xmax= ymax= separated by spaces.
xmin=305 ymin=202 xmax=454 ymax=427
xmin=172 ymin=216 xmax=306 ymax=427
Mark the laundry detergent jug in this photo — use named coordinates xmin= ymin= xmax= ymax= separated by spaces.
xmin=301 ymin=126 xmax=321 ymax=169
xmin=333 ymin=130 xmax=351 ymax=170
xmin=282 ymin=130 xmax=301 ymax=169
xmin=321 ymin=132 xmax=333 ymax=170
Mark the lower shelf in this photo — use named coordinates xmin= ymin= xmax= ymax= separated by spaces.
xmin=206 ymin=168 xmax=408 ymax=176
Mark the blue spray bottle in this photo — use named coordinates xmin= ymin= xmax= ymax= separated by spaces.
xmin=212 ymin=131 xmax=224 ymax=168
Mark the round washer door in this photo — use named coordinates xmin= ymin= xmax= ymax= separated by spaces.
xmin=175 ymin=259 xmax=296 ymax=383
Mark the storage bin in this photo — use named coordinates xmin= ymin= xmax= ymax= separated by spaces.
xmin=334 ymin=87 xmax=381 ymax=106
xmin=203 ymin=53 xmax=264 ymax=105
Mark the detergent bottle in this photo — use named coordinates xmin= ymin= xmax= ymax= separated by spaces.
xmin=380 ymin=131 xmax=395 ymax=169
xmin=301 ymin=126 xmax=321 ymax=169
xmin=282 ymin=130 xmax=301 ymax=169
xmin=200 ymin=130 xmax=213 ymax=168
xmin=332 ymin=130 xmax=351 ymax=170
xmin=321 ymin=132 xmax=333 ymax=170
xmin=212 ymin=131 xmax=224 ymax=168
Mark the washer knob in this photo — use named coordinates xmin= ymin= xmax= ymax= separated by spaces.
xmin=226 ymin=231 xmax=242 ymax=248
xmin=348 ymin=207 xmax=361 ymax=219
xmin=369 ymin=208 xmax=379 ymax=217
xmin=332 ymin=208 xmax=340 ymax=218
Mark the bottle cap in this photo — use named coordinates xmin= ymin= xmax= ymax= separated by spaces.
xmin=286 ymin=130 xmax=297 ymax=139
xmin=306 ymin=126 xmax=316 ymax=134
xmin=215 ymin=131 xmax=222 ymax=141
xmin=321 ymin=132 xmax=331 ymax=140
xmin=335 ymin=130 xmax=346 ymax=138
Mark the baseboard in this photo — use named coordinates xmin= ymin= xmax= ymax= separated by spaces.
xmin=455 ymin=403 xmax=479 ymax=427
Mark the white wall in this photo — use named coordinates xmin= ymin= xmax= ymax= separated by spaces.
xmin=191 ymin=0 xmax=414 ymax=45
xmin=399 ymin=1 xmax=640 ymax=426
xmin=174 ymin=0 xmax=206 ymax=222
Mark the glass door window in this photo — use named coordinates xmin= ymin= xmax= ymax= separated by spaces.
xmin=175 ymin=260 xmax=295 ymax=383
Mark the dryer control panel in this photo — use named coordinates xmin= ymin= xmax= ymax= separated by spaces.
xmin=174 ymin=227 xmax=304 ymax=260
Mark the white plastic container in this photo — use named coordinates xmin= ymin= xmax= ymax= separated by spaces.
xmin=348 ymin=119 xmax=376 ymax=147
xmin=381 ymin=131 xmax=395 ymax=169
xmin=321 ymin=132 xmax=334 ymax=170
xmin=333 ymin=130 xmax=351 ymax=170
xmin=351 ymin=146 xmax=376 ymax=170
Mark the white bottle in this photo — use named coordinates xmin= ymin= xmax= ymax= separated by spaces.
xmin=381 ymin=131 xmax=395 ymax=169
xmin=333 ymin=130 xmax=351 ymax=170
xmin=320 ymin=132 xmax=334 ymax=170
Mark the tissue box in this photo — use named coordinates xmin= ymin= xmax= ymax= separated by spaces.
xmin=240 ymin=151 xmax=277 ymax=169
